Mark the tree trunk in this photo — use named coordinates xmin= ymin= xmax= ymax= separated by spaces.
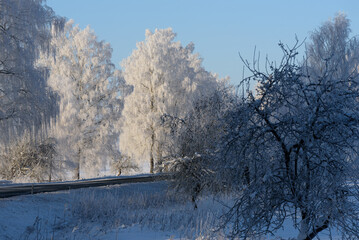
xmin=48 ymin=153 xmax=52 ymax=182
xmin=297 ymin=215 xmax=309 ymax=240
xmin=297 ymin=212 xmax=329 ymax=240
xmin=150 ymin=130 xmax=155 ymax=174
xmin=75 ymin=164 xmax=80 ymax=180
xmin=150 ymin=152 xmax=154 ymax=174
xmin=74 ymin=148 xmax=81 ymax=180
xmin=149 ymin=75 xmax=155 ymax=174
xmin=48 ymin=161 xmax=52 ymax=182
xmin=156 ymin=143 xmax=163 ymax=173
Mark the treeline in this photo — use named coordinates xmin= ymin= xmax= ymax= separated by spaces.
xmin=0 ymin=1 xmax=232 ymax=181
xmin=1 ymin=1 xmax=359 ymax=238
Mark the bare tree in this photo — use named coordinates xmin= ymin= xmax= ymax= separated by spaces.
xmin=220 ymin=30 xmax=359 ymax=239
xmin=0 ymin=132 xmax=57 ymax=182
xmin=163 ymin=82 xmax=237 ymax=206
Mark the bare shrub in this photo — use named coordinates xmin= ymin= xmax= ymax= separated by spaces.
xmin=0 ymin=133 xmax=57 ymax=182
xmin=111 ymin=153 xmax=138 ymax=176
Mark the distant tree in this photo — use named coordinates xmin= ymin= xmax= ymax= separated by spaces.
xmin=38 ymin=20 xmax=124 ymax=179
xmin=221 ymin=15 xmax=359 ymax=239
xmin=111 ymin=154 xmax=138 ymax=176
xmin=306 ymin=13 xmax=359 ymax=82
xmin=120 ymin=28 xmax=218 ymax=173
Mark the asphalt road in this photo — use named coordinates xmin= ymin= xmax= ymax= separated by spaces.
xmin=0 ymin=174 xmax=171 ymax=198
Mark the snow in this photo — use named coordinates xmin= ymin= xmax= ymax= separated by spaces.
xmin=0 ymin=180 xmax=341 ymax=239
xmin=0 ymin=181 xmax=218 ymax=239
xmin=0 ymin=182 xmax=178 ymax=239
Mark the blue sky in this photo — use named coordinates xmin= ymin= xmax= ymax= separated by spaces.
xmin=47 ymin=0 xmax=359 ymax=85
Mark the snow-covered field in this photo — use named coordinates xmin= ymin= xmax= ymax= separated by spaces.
xmin=0 ymin=181 xmax=226 ymax=239
xmin=0 ymin=180 xmax=341 ymax=240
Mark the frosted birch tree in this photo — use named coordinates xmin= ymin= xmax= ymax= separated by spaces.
xmin=38 ymin=20 xmax=123 ymax=179
xmin=306 ymin=13 xmax=359 ymax=88
xmin=0 ymin=0 xmax=62 ymax=142
xmin=120 ymin=28 xmax=218 ymax=173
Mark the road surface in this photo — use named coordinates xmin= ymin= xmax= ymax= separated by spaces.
xmin=0 ymin=174 xmax=171 ymax=198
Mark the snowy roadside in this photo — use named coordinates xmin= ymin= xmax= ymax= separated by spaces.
xmin=0 ymin=181 xmax=223 ymax=240
xmin=0 ymin=180 xmax=341 ymax=240
xmin=0 ymin=182 xmax=179 ymax=240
